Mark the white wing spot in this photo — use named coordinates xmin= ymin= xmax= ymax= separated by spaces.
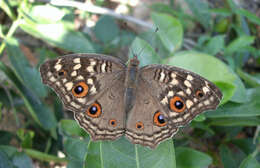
xmin=65 ymin=82 xmax=73 ymax=91
xmin=203 ymin=87 xmax=210 ymax=94
xmin=49 ymin=76 xmax=56 ymax=82
xmin=73 ymin=58 xmax=80 ymax=63
xmin=184 ymin=113 xmax=190 ymax=119
xmin=71 ymin=71 xmax=77 ymax=77
xmin=171 ymin=72 xmax=177 ymax=78
xmin=73 ymin=64 xmax=81 ymax=70
xmin=177 ymin=118 xmax=183 ymax=122
xmin=87 ymin=78 xmax=93 ymax=85
xmin=210 ymin=96 xmax=214 ymax=101
xmin=62 ymin=78 xmax=67 ymax=83
xmin=101 ymin=63 xmax=106 ymax=72
xmin=193 ymin=98 xmax=198 ymax=103
xmin=77 ymin=98 xmax=86 ymax=104
xmin=65 ymin=95 xmax=71 ymax=102
xmin=54 ymin=64 xmax=62 ymax=71
xmin=90 ymin=86 xmax=97 ymax=94
xmin=177 ymin=91 xmax=185 ymax=96
xmin=186 ymin=100 xmax=194 ymax=109
xmin=168 ymin=91 xmax=174 ymax=97
xmin=76 ymin=75 xmax=84 ymax=81
xmin=161 ymin=97 xmax=168 ymax=105
xmin=186 ymin=88 xmax=191 ymax=95
xmin=90 ymin=60 xmax=96 ymax=65
xmin=169 ymin=112 xmax=179 ymax=117
xmin=55 ymin=81 xmax=61 ymax=87
xmin=159 ymin=71 xmax=165 ymax=82
xmin=86 ymin=66 xmax=94 ymax=72
xmin=187 ymin=75 xmax=193 ymax=81
xmin=47 ymin=72 xmax=52 ymax=77
xmin=204 ymin=100 xmax=210 ymax=105
xmin=170 ymin=79 xmax=179 ymax=85
xmin=184 ymin=80 xmax=192 ymax=88
xmin=71 ymin=102 xmax=81 ymax=109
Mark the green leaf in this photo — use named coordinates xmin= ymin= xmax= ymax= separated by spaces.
xmin=5 ymin=38 xmax=47 ymax=98
xmin=99 ymin=138 xmax=176 ymax=168
xmin=93 ymin=15 xmax=119 ymax=43
xmin=203 ymin=35 xmax=225 ymax=55
xmin=151 ymin=12 xmax=183 ymax=53
xmin=19 ymin=9 xmax=95 ymax=53
xmin=0 ymin=0 xmax=16 ymax=20
xmin=236 ymin=8 xmax=260 ymax=25
xmin=220 ymin=144 xmax=237 ymax=168
xmin=0 ymin=61 xmax=57 ymax=129
xmin=225 ymin=36 xmax=255 ymax=54
xmin=28 ymin=5 xmax=66 ymax=23
xmin=12 ymin=152 xmax=33 ymax=168
xmin=209 ymin=8 xmax=232 ymax=17
xmin=237 ymin=69 xmax=260 ymax=87
xmin=166 ymin=51 xmax=236 ymax=104
xmin=184 ymin=0 xmax=212 ymax=29
xmin=230 ymin=72 xmax=247 ymax=103
xmin=129 ymin=37 xmax=161 ymax=66
xmin=239 ymin=154 xmax=260 ymax=168
xmin=206 ymin=88 xmax=260 ymax=118
xmin=208 ymin=117 xmax=260 ymax=126
xmin=0 ymin=150 xmax=14 ymax=168
xmin=175 ymin=147 xmax=212 ymax=168
xmin=59 ymin=119 xmax=87 ymax=137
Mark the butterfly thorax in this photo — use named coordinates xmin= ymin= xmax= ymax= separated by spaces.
xmin=124 ymin=56 xmax=140 ymax=114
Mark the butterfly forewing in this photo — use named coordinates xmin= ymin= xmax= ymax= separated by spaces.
xmin=40 ymin=54 xmax=126 ymax=112
xmin=139 ymin=64 xmax=222 ymax=127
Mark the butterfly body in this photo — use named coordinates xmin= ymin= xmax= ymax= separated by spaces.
xmin=40 ymin=54 xmax=222 ymax=148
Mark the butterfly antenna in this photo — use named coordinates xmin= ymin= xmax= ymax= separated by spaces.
xmin=136 ymin=27 xmax=159 ymax=58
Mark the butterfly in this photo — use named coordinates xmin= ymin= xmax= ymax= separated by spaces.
xmin=40 ymin=53 xmax=222 ymax=149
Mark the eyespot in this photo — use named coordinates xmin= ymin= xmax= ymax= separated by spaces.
xmin=72 ymin=82 xmax=89 ymax=98
xmin=58 ymin=69 xmax=66 ymax=76
xmin=136 ymin=121 xmax=144 ymax=129
xmin=109 ymin=119 xmax=117 ymax=127
xmin=153 ymin=111 xmax=167 ymax=127
xmin=86 ymin=102 xmax=102 ymax=118
xmin=196 ymin=90 xmax=204 ymax=98
xmin=170 ymin=96 xmax=186 ymax=113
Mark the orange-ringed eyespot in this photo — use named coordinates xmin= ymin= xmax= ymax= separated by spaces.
xmin=86 ymin=102 xmax=101 ymax=118
xmin=58 ymin=69 xmax=66 ymax=76
xmin=170 ymin=96 xmax=186 ymax=113
xmin=154 ymin=111 xmax=167 ymax=127
xmin=196 ymin=90 xmax=204 ymax=98
xmin=72 ymin=82 xmax=89 ymax=98
xmin=136 ymin=122 xmax=144 ymax=129
xmin=109 ymin=119 xmax=117 ymax=127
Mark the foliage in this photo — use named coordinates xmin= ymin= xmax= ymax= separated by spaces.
xmin=0 ymin=0 xmax=260 ymax=167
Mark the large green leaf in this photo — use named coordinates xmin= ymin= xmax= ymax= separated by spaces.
xmin=175 ymin=147 xmax=212 ymax=168
xmin=0 ymin=61 xmax=57 ymax=129
xmin=5 ymin=38 xmax=47 ymax=98
xmin=19 ymin=5 xmax=95 ymax=53
xmin=166 ymin=51 xmax=236 ymax=104
xmin=151 ymin=12 xmax=183 ymax=53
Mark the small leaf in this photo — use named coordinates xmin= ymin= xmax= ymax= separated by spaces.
xmin=220 ymin=144 xmax=237 ymax=168
xmin=204 ymin=35 xmax=225 ymax=55
xmin=176 ymin=147 xmax=212 ymax=168
xmin=236 ymin=8 xmax=260 ymax=25
xmin=209 ymin=117 xmax=260 ymax=126
xmin=59 ymin=119 xmax=87 ymax=137
xmin=151 ymin=12 xmax=183 ymax=53
xmin=225 ymin=36 xmax=255 ymax=54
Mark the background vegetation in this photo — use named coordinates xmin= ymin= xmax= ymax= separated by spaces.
xmin=0 ymin=0 xmax=260 ymax=167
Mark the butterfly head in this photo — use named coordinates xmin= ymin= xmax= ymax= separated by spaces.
xmin=129 ymin=55 xmax=139 ymax=67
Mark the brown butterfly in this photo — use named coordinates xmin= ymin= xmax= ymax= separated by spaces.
xmin=40 ymin=54 xmax=222 ymax=148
